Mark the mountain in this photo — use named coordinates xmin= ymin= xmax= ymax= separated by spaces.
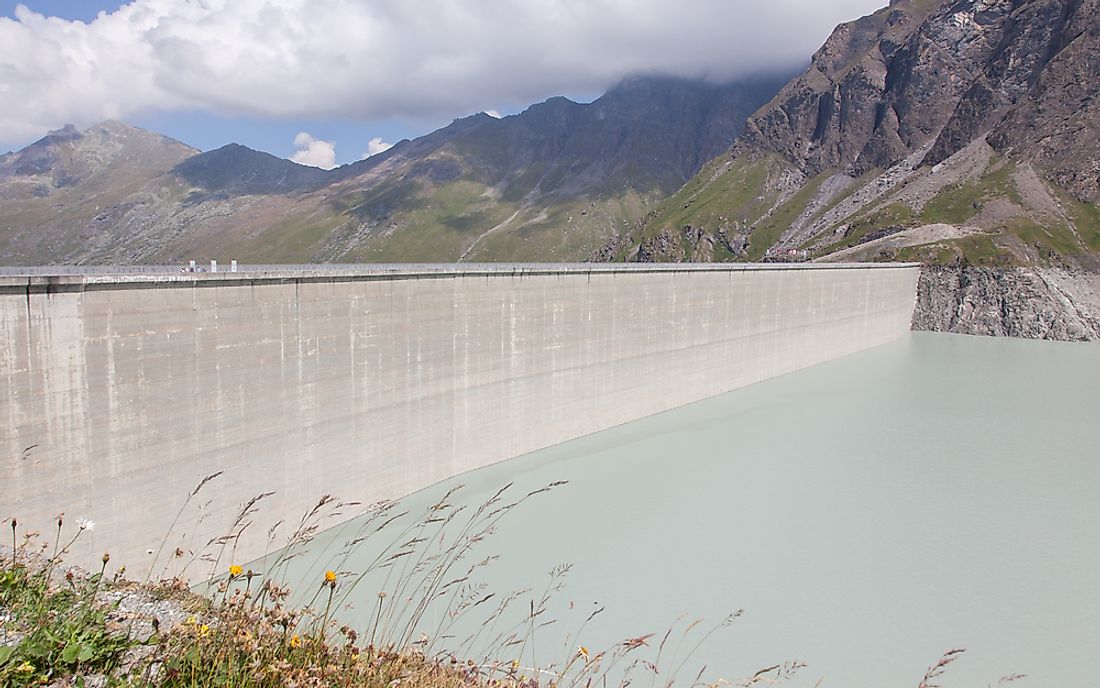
xmin=617 ymin=0 xmax=1100 ymax=269
xmin=174 ymin=144 xmax=331 ymax=198
xmin=0 ymin=74 xmax=785 ymax=265
xmin=0 ymin=122 xmax=198 ymax=261
xmin=303 ymin=75 xmax=783 ymax=262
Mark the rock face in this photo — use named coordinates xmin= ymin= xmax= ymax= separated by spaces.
xmin=736 ymin=0 xmax=944 ymax=177
xmin=741 ymin=0 xmax=1099 ymax=197
xmin=985 ymin=0 xmax=1100 ymax=203
xmin=913 ymin=265 xmax=1100 ymax=340
xmin=630 ymin=0 xmax=1100 ymax=272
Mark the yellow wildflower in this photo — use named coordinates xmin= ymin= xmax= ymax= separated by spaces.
xmin=324 ymin=570 xmax=337 ymax=583
xmin=290 ymin=634 xmax=301 ymax=648
xmin=199 ymin=624 xmax=210 ymax=637
xmin=229 ymin=565 xmax=243 ymax=577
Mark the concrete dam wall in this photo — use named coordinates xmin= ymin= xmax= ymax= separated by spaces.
xmin=1 ymin=263 xmax=919 ymax=571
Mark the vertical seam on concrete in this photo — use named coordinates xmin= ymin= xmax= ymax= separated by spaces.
xmin=23 ymin=278 xmax=33 ymax=359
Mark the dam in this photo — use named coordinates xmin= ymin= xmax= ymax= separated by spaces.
xmin=1 ymin=262 xmax=919 ymax=570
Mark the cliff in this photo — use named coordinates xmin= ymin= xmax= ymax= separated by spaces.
xmin=913 ymin=265 xmax=1100 ymax=340
xmin=624 ymin=0 xmax=1100 ymax=271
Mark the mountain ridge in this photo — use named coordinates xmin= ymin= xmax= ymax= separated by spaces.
xmin=0 ymin=73 xmax=786 ymax=264
xmin=618 ymin=0 xmax=1099 ymax=269
xmin=3 ymin=0 xmax=1096 ymax=273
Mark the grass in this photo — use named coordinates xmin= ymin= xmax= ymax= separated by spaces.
xmin=1053 ymin=190 xmax=1100 ymax=253
xmin=911 ymin=163 xmax=1090 ymax=264
xmin=1 ymin=520 xmax=133 ymax=686
xmin=1007 ymin=216 xmax=1083 ymax=259
xmin=919 ymin=163 xmax=1019 ymax=227
xmin=895 ymin=242 xmax=958 ymax=265
xmin=816 ymin=202 xmax=917 ymax=257
xmin=341 ymin=179 xmax=521 ymax=262
xmin=0 ymin=531 xmax=480 ymax=688
xmin=459 ymin=192 xmax=650 ymax=262
xmin=710 ymin=240 xmax=739 ymax=263
xmin=644 ymin=156 xmax=779 ymax=240
xmin=747 ymin=170 xmax=831 ymax=261
xmin=0 ymin=493 xmax=1019 ymax=688
xmin=920 ymin=183 xmax=983 ymax=226
xmin=809 ymin=159 xmax=1099 ymax=266
xmin=895 ymin=235 xmax=1016 ymax=267
xmin=796 ymin=169 xmax=882 ymax=250
xmin=3 ymin=475 xmax=800 ymax=688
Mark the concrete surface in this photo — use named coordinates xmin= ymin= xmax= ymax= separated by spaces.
xmin=0 ymin=263 xmax=920 ymax=572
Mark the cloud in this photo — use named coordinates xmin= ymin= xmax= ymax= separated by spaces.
xmin=290 ymin=132 xmax=336 ymax=169
xmin=484 ymin=110 xmax=502 ymax=119
xmin=363 ymin=137 xmax=393 ymax=158
xmin=0 ymin=0 xmax=886 ymax=145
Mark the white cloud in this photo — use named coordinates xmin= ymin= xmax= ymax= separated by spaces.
xmin=0 ymin=0 xmax=886 ymax=146
xmin=363 ymin=136 xmax=393 ymax=158
xmin=290 ymin=132 xmax=336 ymax=169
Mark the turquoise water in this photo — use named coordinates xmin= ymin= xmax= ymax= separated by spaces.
xmin=256 ymin=332 xmax=1100 ymax=687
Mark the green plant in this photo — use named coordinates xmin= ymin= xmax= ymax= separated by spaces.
xmin=1 ymin=521 xmax=135 ymax=686
xmin=4 ymin=474 xmax=784 ymax=688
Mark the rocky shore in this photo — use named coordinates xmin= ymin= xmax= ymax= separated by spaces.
xmin=912 ymin=265 xmax=1100 ymax=341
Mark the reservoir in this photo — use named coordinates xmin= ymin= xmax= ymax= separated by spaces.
xmin=254 ymin=332 xmax=1100 ymax=688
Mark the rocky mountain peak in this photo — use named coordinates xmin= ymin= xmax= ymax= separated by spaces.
xmin=738 ymin=0 xmax=1097 ymax=186
xmin=0 ymin=120 xmax=196 ymax=196
xmin=88 ymin=119 xmax=157 ymax=139
xmin=43 ymin=123 xmax=82 ymax=142
xmin=945 ymin=0 xmax=1099 ymax=201
xmin=173 ymin=143 xmax=332 ymax=197
xmin=628 ymin=0 xmax=1099 ymax=269
xmin=514 ymin=96 xmax=583 ymax=130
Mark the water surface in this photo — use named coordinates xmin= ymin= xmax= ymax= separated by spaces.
xmin=260 ymin=332 xmax=1100 ymax=687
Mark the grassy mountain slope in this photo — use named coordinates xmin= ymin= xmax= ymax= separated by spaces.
xmin=0 ymin=75 xmax=784 ymax=265
xmin=240 ymin=76 xmax=784 ymax=263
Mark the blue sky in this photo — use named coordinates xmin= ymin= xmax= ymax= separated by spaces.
xmin=0 ymin=0 xmax=122 ymax=23
xmin=126 ymin=110 xmax=465 ymax=167
xmin=0 ymin=2 xmax=496 ymax=163
xmin=0 ymin=0 xmax=882 ymax=166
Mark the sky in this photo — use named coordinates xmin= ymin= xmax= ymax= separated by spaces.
xmin=0 ymin=0 xmax=885 ymax=166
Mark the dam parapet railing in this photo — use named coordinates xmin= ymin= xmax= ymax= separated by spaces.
xmin=0 ymin=261 xmax=920 ymax=281
xmin=1 ymin=262 xmax=920 ymax=571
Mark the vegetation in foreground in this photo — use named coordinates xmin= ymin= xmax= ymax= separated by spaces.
xmin=1 ymin=477 xmax=1017 ymax=688
xmin=0 ymin=477 xmax=799 ymax=688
